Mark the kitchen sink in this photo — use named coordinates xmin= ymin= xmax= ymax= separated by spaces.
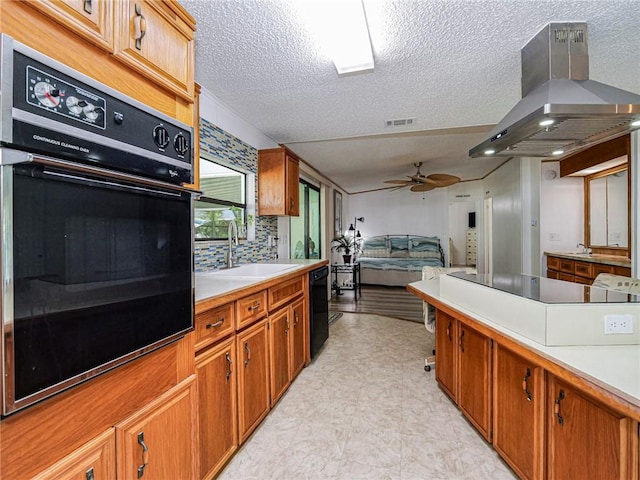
xmin=204 ymin=263 xmax=299 ymax=278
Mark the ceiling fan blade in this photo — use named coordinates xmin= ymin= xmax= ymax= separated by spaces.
xmin=410 ymin=183 xmax=436 ymax=192
xmin=426 ymin=173 xmax=461 ymax=186
xmin=384 ymin=179 xmax=412 ymax=185
xmin=390 ymin=184 xmax=410 ymax=191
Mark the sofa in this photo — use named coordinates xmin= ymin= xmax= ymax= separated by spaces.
xmin=357 ymin=235 xmax=445 ymax=287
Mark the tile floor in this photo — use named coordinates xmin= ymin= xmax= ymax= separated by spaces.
xmin=218 ymin=312 xmax=517 ymax=480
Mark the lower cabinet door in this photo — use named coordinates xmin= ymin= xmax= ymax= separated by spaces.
xmin=493 ymin=343 xmax=544 ymax=480
xmin=32 ymin=429 xmax=116 ymax=480
xmin=457 ymin=322 xmax=492 ymax=440
xmin=116 ymin=377 xmax=197 ymax=480
xmin=236 ymin=318 xmax=270 ymax=443
xmin=196 ymin=337 xmax=237 ymax=480
xmin=290 ymin=297 xmax=306 ymax=379
xmin=269 ymin=307 xmax=291 ymax=407
xmin=547 ymin=375 xmax=634 ymax=479
xmin=435 ymin=310 xmax=457 ymax=401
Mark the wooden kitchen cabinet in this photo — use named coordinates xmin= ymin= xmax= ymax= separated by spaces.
xmin=258 ymin=147 xmax=300 ymax=216
xmin=32 ymin=429 xmax=116 ymax=480
xmin=23 ymin=0 xmax=194 ymax=102
xmin=290 ymin=297 xmax=306 ymax=380
xmin=195 ymin=337 xmax=237 ymax=480
xmin=236 ymin=318 xmax=271 ymax=443
xmin=269 ymin=306 xmax=292 ymax=407
xmin=546 ymin=254 xmax=631 ymax=284
xmin=493 ymin=343 xmax=544 ymax=480
xmin=546 ymin=375 xmax=636 ymax=479
xmin=194 ymin=301 xmax=235 ymax=352
xmin=457 ymin=322 xmax=492 ymax=440
xmin=116 ymin=377 xmax=197 ymax=480
xmin=435 ymin=310 xmax=457 ymax=401
xmin=113 ymin=0 xmax=195 ymax=101
xmin=24 ymin=0 xmax=114 ymax=51
xmin=236 ymin=290 xmax=268 ymax=330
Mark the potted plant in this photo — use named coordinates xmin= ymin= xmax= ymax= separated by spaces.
xmin=331 ymin=234 xmax=360 ymax=263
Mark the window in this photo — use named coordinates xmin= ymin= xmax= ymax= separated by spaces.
xmin=195 ymin=159 xmax=248 ymax=241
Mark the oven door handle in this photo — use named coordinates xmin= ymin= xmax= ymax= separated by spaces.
xmin=31 ymin=154 xmax=200 ymax=196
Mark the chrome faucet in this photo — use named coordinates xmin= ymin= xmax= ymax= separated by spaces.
xmin=576 ymin=243 xmax=591 ymax=254
xmin=227 ymin=219 xmax=239 ymax=268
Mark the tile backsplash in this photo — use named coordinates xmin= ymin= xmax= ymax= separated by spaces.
xmin=194 ymin=119 xmax=277 ymax=272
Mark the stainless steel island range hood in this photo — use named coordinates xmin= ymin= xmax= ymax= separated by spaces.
xmin=469 ymin=23 xmax=640 ymax=159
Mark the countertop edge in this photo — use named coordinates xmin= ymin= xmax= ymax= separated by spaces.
xmin=544 ymin=251 xmax=631 ymax=268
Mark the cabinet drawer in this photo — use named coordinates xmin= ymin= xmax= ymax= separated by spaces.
xmin=559 ymin=259 xmax=574 ymax=274
xmin=592 ymin=264 xmax=615 ymax=277
xmin=195 ymin=302 xmax=235 ymax=351
xmin=236 ymin=290 xmax=268 ymax=330
xmin=466 ymin=230 xmax=477 ymax=238
xmin=547 ymin=256 xmax=561 ymax=271
xmin=547 ymin=270 xmax=560 ymax=280
xmin=615 ymin=266 xmax=631 ymax=277
xmin=558 ymin=273 xmax=575 ymax=282
xmin=268 ymin=275 xmax=304 ymax=312
xmin=574 ymin=275 xmax=592 ymax=285
xmin=574 ymin=261 xmax=593 ymax=279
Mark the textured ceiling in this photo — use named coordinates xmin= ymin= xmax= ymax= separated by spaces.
xmin=181 ymin=0 xmax=640 ymax=193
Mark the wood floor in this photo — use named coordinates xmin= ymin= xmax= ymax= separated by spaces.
xmin=329 ymin=284 xmax=424 ymax=323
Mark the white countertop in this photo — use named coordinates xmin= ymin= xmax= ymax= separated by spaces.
xmin=409 ymin=278 xmax=640 ymax=409
xmin=195 ymin=259 xmax=325 ymax=303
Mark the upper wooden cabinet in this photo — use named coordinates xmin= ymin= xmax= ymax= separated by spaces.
xmin=114 ymin=0 xmax=195 ymax=102
xmin=258 ymin=147 xmax=300 ymax=216
xmin=25 ymin=0 xmax=114 ymax=51
xmin=24 ymin=0 xmax=195 ymax=102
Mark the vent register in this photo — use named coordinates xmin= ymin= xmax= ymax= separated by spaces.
xmin=469 ymin=23 xmax=640 ymax=158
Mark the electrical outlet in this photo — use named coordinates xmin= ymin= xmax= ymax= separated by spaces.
xmin=604 ymin=314 xmax=634 ymax=334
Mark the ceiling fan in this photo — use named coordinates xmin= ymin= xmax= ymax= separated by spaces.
xmin=383 ymin=162 xmax=461 ymax=192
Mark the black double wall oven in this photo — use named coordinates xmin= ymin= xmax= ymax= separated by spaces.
xmin=0 ymin=35 xmax=195 ymax=415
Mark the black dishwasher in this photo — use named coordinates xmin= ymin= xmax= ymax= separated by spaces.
xmin=309 ymin=266 xmax=329 ymax=358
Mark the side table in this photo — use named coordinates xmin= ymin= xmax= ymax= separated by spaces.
xmin=331 ymin=262 xmax=361 ymax=301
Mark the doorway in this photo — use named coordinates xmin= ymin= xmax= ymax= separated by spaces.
xmin=291 ymin=180 xmax=321 ymax=259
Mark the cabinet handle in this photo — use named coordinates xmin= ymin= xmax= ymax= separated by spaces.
xmin=225 ymin=351 xmax=232 ymax=381
xmin=285 ymin=316 xmax=290 ymax=334
xmin=85 ymin=467 xmax=94 ymax=480
xmin=446 ymin=320 xmax=452 ymax=341
xmin=459 ymin=330 xmax=465 ymax=352
xmin=289 ymin=197 xmax=294 ymax=211
xmin=83 ymin=0 xmax=92 ymax=14
xmin=293 ymin=310 xmax=299 ymax=326
xmin=244 ymin=342 xmax=251 ymax=367
xmin=134 ymin=4 xmax=147 ymax=50
xmin=522 ymin=368 xmax=532 ymax=401
xmin=206 ymin=318 xmax=225 ymax=329
xmin=554 ymin=389 xmax=565 ymax=426
xmin=137 ymin=432 xmax=149 ymax=478
xmin=247 ymin=301 xmax=261 ymax=312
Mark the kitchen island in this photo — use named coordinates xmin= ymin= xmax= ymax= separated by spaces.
xmin=408 ymin=272 xmax=640 ymax=480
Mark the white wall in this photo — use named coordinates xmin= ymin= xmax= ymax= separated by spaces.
xmin=348 ymin=187 xmax=448 ymax=260
xmin=539 ymin=161 xmax=583 ymax=257
xmin=199 ymin=88 xmax=278 ymax=150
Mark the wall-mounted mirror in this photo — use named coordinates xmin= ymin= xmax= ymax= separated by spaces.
xmin=585 ymin=162 xmax=629 ymax=252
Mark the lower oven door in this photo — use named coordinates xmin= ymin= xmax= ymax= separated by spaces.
xmin=2 ymin=155 xmax=194 ymax=414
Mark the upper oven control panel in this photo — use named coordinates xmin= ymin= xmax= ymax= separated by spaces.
xmin=1 ymin=34 xmax=193 ymax=185
xmin=27 ymin=66 xmax=107 ymax=129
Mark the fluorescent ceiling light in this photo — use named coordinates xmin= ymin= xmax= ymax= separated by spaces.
xmin=296 ymin=0 xmax=374 ymax=75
